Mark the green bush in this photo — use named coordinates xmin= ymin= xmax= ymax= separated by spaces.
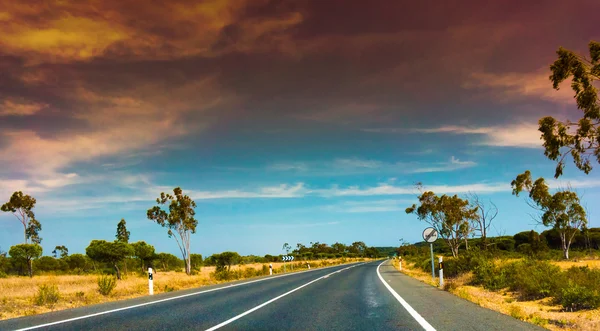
xmin=34 ymin=285 xmax=60 ymax=306
xmin=554 ymin=267 xmax=600 ymax=310
xmin=505 ymin=260 xmax=561 ymax=300
xmin=0 ymin=271 xmax=7 ymax=278
xmin=471 ymin=259 xmax=509 ymax=290
xmin=97 ymin=275 xmax=117 ymax=296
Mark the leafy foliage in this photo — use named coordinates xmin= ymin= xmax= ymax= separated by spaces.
xmin=9 ymin=244 xmax=42 ymax=277
xmin=406 ymin=191 xmax=478 ymax=257
xmin=34 ymin=285 xmax=60 ymax=307
xmin=86 ymin=240 xmax=134 ymax=279
xmin=52 ymin=245 xmax=69 ymax=258
xmin=540 ymin=41 xmax=600 ymax=178
xmin=131 ymin=241 xmax=155 ymax=272
xmin=115 ymin=219 xmax=130 ymax=243
xmin=147 ymin=187 xmax=197 ymax=275
xmin=512 ymin=171 xmax=587 ymax=259
xmin=97 ymin=275 xmax=117 ymax=296
xmin=1 ymin=191 xmax=41 ymax=244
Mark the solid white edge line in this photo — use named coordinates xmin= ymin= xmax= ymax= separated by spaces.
xmin=14 ymin=262 xmax=363 ymax=331
xmin=376 ymin=260 xmax=436 ymax=331
xmin=204 ymin=263 xmax=365 ymax=331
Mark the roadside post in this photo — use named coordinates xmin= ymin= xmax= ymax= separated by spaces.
xmin=439 ymin=256 xmax=444 ymax=288
xmin=269 ymin=263 xmax=273 ymax=275
xmin=399 ymin=256 xmax=402 ymax=271
xmin=422 ymin=227 xmax=438 ymax=280
xmin=148 ymin=267 xmax=154 ymax=295
xmin=307 ymin=262 xmax=310 ymax=269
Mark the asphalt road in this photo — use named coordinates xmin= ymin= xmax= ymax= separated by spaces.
xmin=0 ymin=260 xmax=543 ymax=331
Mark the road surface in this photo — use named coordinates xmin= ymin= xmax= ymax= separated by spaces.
xmin=0 ymin=260 xmax=543 ymax=330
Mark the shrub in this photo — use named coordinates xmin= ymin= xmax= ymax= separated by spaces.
xmin=34 ymin=285 xmax=60 ymax=306
xmin=163 ymin=285 xmax=176 ymax=292
xmin=505 ymin=260 xmax=561 ymax=300
xmin=471 ymin=258 xmax=509 ymax=290
xmin=97 ymin=275 xmax=117 ymax=296
xmin=554 ymin=267 xmax=600 ymax=310
xmin=0 ymin=271 xmax=7 ymax=278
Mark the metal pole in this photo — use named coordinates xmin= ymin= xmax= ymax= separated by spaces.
xmin=430 ymin=243 xmax=435 ymax=279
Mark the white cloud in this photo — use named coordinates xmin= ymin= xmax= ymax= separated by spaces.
xmin=266 ymin=156 xmax=476 ymax=175
xmin=333 ymin=158 xmax=383 ymax=169
xmin=189 ymin=183 xmax=309 ymax=200
xmin=363 ymin=123 xmax=542 ymax=148
xmin=321 ymin=199 xmax=414 ymax=213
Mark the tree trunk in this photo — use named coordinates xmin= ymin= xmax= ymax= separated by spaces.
xmin=114 ymin=263 xmax=121 ymax=280
xmin=28 ymin=258 xmax=33 ymax=277
xmin=481 ymin=235 xmax=487 ymax=250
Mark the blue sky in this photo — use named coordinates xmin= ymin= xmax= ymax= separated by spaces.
xmin=1 ymin=0 xmax=600 ymax=257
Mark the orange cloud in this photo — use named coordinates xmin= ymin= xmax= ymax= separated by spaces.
xmin=0 ymin=99 xmax=48 ymax=116
xmin=464 ymin=69 xmax=576 ymax=105
xmin=0 ymin=0 xmax=304 ymax=63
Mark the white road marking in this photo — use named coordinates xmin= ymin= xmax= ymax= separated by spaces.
xmin=376 ymin=260 xmax=436 ymax=331
xmin=13 ymin=262 xmax=362 ymax=331
xmin=204 ymin=263 xmax=364 ymax=331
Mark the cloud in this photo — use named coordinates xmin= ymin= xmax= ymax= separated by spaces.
xmin=0 ymin=0 xmax=305 ymax=63
xmin=320 ymin=199 xmax=414 ymax=213
xmin=317 ymin=182 xmax=510 ymax=197
xmin=189 ymin=183 xmax=309 ymax=200
xmin=266 ymin=156 xmax=476 ymax=175
xmin=363 ymin=123 xmax=543 ymax=148
xmin=463 ymin=69 xmax=576 ymax=105
xmin=0 ymin=99 xmax=47 ymax=116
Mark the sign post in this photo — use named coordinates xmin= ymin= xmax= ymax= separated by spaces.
xmin=422 ymin=227 xmax=438 ymax=280
xmin=269 ymin=263 xmax=273 ymax=275
xmin=148 ymin=267 xmax=154 ymax=296
xmin=282 ymin=256 xmax=294 ymax=272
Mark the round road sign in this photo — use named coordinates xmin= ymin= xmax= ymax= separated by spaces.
xmin=422 ymin=227 xmax=438 ymax=243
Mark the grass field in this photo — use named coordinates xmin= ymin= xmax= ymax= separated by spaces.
xmin=392 ymin=258 xmax=600 ymax=331
xmin=0 ymin=258 xmax=366 ymax=321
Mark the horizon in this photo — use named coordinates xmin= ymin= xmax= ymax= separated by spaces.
xmin=1 ymin=0 xmax=600 ymax=258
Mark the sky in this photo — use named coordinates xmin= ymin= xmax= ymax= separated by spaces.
xmin=1 ymin=0 xmax=600 ymax=258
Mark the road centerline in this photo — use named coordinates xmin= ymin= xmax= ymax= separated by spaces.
xmin=203 ymin=263 xmax=365 ymax=331
xmin=376 ymin=260 xmax=436 ymax=331
xmin=12 ymin=262 xmax=362 ymax=331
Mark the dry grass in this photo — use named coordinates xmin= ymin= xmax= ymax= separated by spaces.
xmin=552 ymin=259 xmax=600 ymax=270
xmin=391 ymin=258 xmax=600 ymax=331
xmin=0 ymin=258 xmax=366 ymax=321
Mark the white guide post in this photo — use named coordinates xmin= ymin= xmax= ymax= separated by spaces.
xmin=438 ymin=256 xmax=444 ymax=288
xmin=148 ymin=267 xmax=154 ymax=295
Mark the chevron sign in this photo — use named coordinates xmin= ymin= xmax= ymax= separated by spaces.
xmin=282 ymin=255 xmax=294 ymax=261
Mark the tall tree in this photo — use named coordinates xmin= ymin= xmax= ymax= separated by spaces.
xmin=282 ymin=243 xmax=291 ymax=255
xmin=466 ymin=192 xmax=498 ymax=250
xmin=86 ymin=240 xmax=134 ymax=280
xmin=539 ymin=41 xmax=600 ymax=178
xmin=116 ymin=219 xmax=130 ymax=243
xmin=9 ymin=244 xmax=43 ymax=277
xmin=1 ymin=191 xmax=42 ymax=244
xmin=406 ymin=191 xmax=478 ymax=257
xmin=52 ymin=245 xmax=69 ymax=258
xmin=511 ymin=171 xmax=587 ymax=259
xmin=147 ymin=187 xmax=198 ymax=275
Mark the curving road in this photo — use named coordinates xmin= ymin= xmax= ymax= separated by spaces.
xmin=0 ymin=260 xmax=542 ymax=330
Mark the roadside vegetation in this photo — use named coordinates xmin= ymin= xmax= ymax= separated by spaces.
xmin=397 ymin=40 xmax=600 ymax=330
